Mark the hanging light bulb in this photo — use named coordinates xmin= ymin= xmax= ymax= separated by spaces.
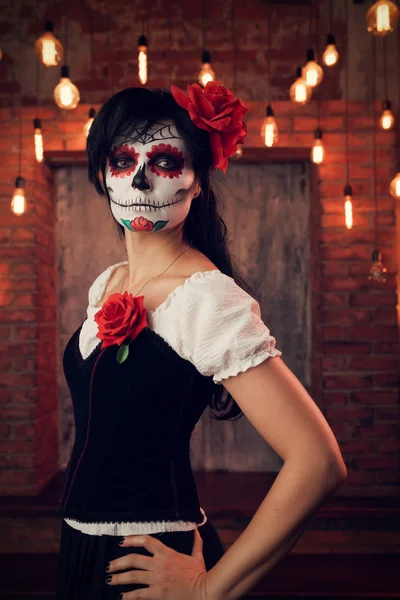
xmin=368 ymin=249 xmax=387 ymax=282
xmin=0 ymin=48 xmax=3 ymax=61
xmin=389 ymin=171 xmax=400 ymax=198
xmin=138 ymin=35 xmax=148 ymax=85
xmin=344 ymin=184 xmax=353 ymax=230
xmin=54 ymin=65 xmax=80 ymax=109
xmin=233 ymin=145 xmax=243 ymax=158
xmin=290 ymin=67 xmax=312 ymax=104
xmin=379 ymin=99 xmax=395 ymax=129
xmin=84 ymin=108 xmax=96 ymax=137
xmin=302 ymin=48 xmax=324 ymax=88
xmin=198 ymin=50 xmax=216 ymax=87
xmin=260 ymin=105 xmax=278 ymax=147
xmin=322 ymin=33 xmax=339 ymax=66
xmin=311 ymin=128 xmax=325 ymax=164
xmin=366 ymin=0 xmax=399 ymax=36
xmin=34 ymin=20 xmax=63 ymax=66
xmin=33 ymin=118 xmax=44 ymax=163
xmin=11 ymin=176 xmax=26 ymax=216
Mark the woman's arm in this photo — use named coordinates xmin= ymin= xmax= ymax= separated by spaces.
xmin=205 ymin=356 xmax=347 ymax=600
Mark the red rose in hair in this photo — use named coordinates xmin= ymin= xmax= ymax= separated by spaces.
xmin=94 ymin=291 xmax=148 ymax=363
xmin=171 ymin=80 xmax=249 ymax=174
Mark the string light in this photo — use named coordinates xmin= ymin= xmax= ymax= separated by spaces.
xmin=138 ymin=34 xmax=148 ymax=85
xmin=302 ymin=48 xmax=324 ymax=87
xmin=290 ymin=66 xmax=312 ymax=104
xmin=311 ymin=128 xmax=324 ymax=164
xmin=389 ymin=172 xmax=400 ymax=198
xmin=35 ymin=20 xmax=63 ymax=66
xmin=84 ymin=108 xmax=96 ymax=137
xmin=54 ymin=65 xmax=80 ymax=109
xmin=322 ymin=33 xmax=339 ymax=66
xmin=369 ymin=28 xmax=388 ymax=282
xmin=198 ymin=0 xmax=215 ymax=86
xmin=261 ymin=105 xmax=278 ymax=147
xmin=379 ymin=99 xmax=395 ymax=129
xmin=366 ymin=0 xmax=399 ymax=36
xmin=198 ymin=50 xmax=215 ymax=86
xmin=231 ymin=0 xmax=243 ymax=160
xmin=12 ymin=2 xmax=26 ymax=216
xmin=11 ymin=176 xmax=26 ymax=216
xmin=33 ymin=118 xmax=43 ymax=162
xmin=389 ymin=21 xmax=400 ymax=199
xmin=344 ymin=184 xmax=353 ymax=230
xmin=343 ymin=0 xmax=352 ymax=230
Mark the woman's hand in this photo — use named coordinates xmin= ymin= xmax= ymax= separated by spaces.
xmin=105 ymin=527 xmax=215 ymax=600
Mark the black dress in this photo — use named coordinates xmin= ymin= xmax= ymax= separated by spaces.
xmin=56 ymin=266 xmax=282 ymax=599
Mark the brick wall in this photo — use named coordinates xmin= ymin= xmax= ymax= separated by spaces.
xmin=0 ymin=97 xmax=399 ymax=497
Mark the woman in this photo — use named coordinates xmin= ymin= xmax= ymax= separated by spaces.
xmin=56 ymin=81 xmax=347 ymax=600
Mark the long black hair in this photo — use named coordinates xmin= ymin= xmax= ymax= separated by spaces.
xmin=86 ymin=86 xmax=260 ymax=422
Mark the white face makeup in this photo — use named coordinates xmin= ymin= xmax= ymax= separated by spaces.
xmin=105 ymin=120 xmax=198 ymax=233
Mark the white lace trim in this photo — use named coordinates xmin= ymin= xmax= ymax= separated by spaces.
xmin=64 ymin=507 xmax=208 ymax=536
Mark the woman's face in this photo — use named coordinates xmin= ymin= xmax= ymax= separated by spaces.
xmin=105 ymin=119 xmax=199 ymax=233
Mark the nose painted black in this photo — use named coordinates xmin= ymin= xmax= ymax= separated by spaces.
xmin=131 ymin=164 xmax=151 ymax=191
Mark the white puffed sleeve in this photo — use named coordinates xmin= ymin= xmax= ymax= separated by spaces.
xmin=150 ymin=270 xmax=282 ymax=385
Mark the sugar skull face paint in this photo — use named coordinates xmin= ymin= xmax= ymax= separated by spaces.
xmin=105 ymin=120 xmax=198 ymax=233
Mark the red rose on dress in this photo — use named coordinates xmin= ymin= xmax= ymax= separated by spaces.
xmin=170 ymin=80 xmax=249 ymax=174
xmin=94 ymin=291 xmax=148 ymax=363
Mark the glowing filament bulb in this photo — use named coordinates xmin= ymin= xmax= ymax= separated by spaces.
xmin=389 ymin=172 xmax=400 ymax=198
xmin=302 ymin=48 xmax=324 ymax=88
xmin=84 ymin=108 xmax=96 ymax=137
xmin=11 ymin=176 xmax=26 ymax=216
xmin=138 ymin=35 xmax=148 ymax=85
xmin=311 ymin=129 xmax=325 ymax=164
xmin=198 ymin=50 xmax=215 ymax=87
xmin=379 ymin=100 xmax=395 ymax=130
xmin=366 ymin=0 xmax=399 ymax=36
xmin=377 ymin=3 xmax=390 ymax=30
xmin=33 ymin=118 xmax=44 ymax=163
xmin=261 ymin=105 xmax=278 ymax=147
xmin=234 ymin=145 xmax=243 ymax=158
xmin=322 ymin=34 xmax=339 ymax=66
xmin=344 ymin=185 xmax=353 ymax=230
xmin=54 ymin=66 xmax=80 ymax=109
xmin=290 ymin=67 xmax=312 ymax=104
xmin=34 ymin=20 xmax=63 ymax=66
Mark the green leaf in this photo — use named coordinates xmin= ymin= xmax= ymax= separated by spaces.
xmin=116 ymin=344 xmax=129 ymax=364
xmin=153 ymin=220 xmax=168 ymax=232
xmin=121 ymin=218 xmax=133 ymax=231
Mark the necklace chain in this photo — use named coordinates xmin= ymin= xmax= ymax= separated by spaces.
xmin=123 ymin=241 xmax=193 ymax=298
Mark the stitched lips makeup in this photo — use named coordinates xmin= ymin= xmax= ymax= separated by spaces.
xmin=105 ymin=121 xmax=197 ymax=233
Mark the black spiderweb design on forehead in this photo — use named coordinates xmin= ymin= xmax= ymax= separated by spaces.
xmin=122 ymin=124 xmax=181 ymax=145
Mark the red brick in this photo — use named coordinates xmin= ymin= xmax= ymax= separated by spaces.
xmin=324 ymin=375 xmax=373 ymax=390
xmin=0 ymin=440 xmax=33 ymax=453
xmin=351 ymin=390 xmax=399 ymax=405
xmin=349 ymin=356 xmax=399 ymax=371
xmin=321 ymin=293 xmax=348 ymax=307
xmin=322 ymin=308 xmax=372 ymax=326
xmin=349 ymin=326 xmax=398 ymax=342
xmin=322 ymin=262 xmax=348 ymax=276
xmin=0 ymin=406 xmax=35 ymax=420
xmin=354 ymin=456 xmax=400 ymax=470
xmin=0 ymin=470 xmax=34 ymax=486
xmin=350 ymin=292 xmax=397 ymax=306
